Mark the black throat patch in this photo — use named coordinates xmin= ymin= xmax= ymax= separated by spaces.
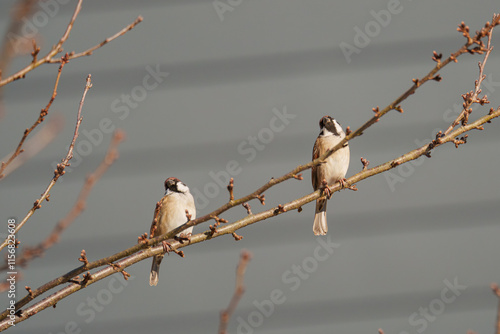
xmin=323 ymin=120 xmax=340 ymax=136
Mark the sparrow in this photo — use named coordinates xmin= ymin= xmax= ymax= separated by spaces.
xmin=311 ymin=116 xmax=350 ymax=236
xmin=149 ymin=177 xmax=195 ymax=286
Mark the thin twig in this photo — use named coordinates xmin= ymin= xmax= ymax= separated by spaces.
xmin=0 ymin=130 xmax=125 ymax=274
xmin=0 ymin=1 xmax=142 ymax=87
xmin=0 ymin=6 xmax=141 ymax=174
xmin=443 ymin=16 xmax=497 ymax=136
xmin=48 ymin=16 xmax=144 ymax=63
xmin=0 ymin=0 xmax=38 ymax=75
xmin=0 ymin=54 xmax=69 ymax=179
xmin=0 ymin=0 xmax=83 ymax=87
xmin=219 ymin=250 xmax=252 ymax=334
xmin=0 ymin=75 xmax=92 ymax=252
xmin=0 ymin=114 xmax=64 ymax=180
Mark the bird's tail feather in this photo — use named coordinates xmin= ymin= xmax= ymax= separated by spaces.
xmin=149 ymin=255 xmax=163 ymax=286
xmin=313 ymin=198 xmax=328 ymax=236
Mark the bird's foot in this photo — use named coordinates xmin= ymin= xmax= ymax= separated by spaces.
xmin=321 ymin=179 xmax=333 ymax=199
xmin=162 ymin=241 xmax=172 ymax=254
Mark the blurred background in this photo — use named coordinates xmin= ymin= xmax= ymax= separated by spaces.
xmin=0 ymin=0 xmax=499 ymax=333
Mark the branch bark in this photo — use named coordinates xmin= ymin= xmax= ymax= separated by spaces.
xmin=0 ymin=114 xmax=64 ymax=179
xmin=0 ymin=0 xmax=38 ymax=75
xmin=0 ymin=2 xmax=141 ymax=176
xmin=219 ymin=250 xmax=252 ymax=334
xmin=0 ymin=1 xmax=142 ymax=87
xmin=0 ymin=130 xmax=125 ymax=274
xmin=0 ymin=75 xmax=93 ymax=252
xmin=47 ymin=16 xmax=143 ymax=63
xmin=0 ymin=54 xmax=69 ymax=179
xmin=0 ymin=0 xmax=83 ymax=87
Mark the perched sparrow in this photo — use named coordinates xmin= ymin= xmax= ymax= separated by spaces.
xmin=149 ymin=177 xmax=195 ymax=286
xmin=311 ymin=116 xmax=350 ymax=236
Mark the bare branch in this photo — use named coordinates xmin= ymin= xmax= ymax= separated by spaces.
xmin=48 ymin=16 xmax=144 ymax=63
xmin=232 ymin=232 xmax=243 ymax=241
xmin=0 ymin=1 xmax=142 ymax=87
xmin=0 ymin=114 xmax=63 ymax=179
xmin=0 ymin=75 xmax=93 ymax=252
xmin=0 ymin=0 xmax=38 ymax=119
xmin=0 ymin=54 xmax=69 ymax=179
xmin=219 ymin=250 xmax=252 ymax=334
xmin=443 ymin=17 xmax=496 ymax=136
xmin=242 ymin=202 xmax=252 ymax=215
xmin=0 ymin=0 xmax=83 ymax=87
xmin=0 ymin=130 xmax=125 ymax=273
xmin=0 ymin=0 xmax=38 ymax=75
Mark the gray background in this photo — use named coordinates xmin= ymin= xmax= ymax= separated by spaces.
xmin=0 ymin=0 xmax=499 ymax=333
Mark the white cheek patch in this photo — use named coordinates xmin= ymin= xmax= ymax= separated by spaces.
xmin=176 ymin=182 xmax=190 ymax=193
xmin=332 ymin=120 xmax=343 ymax=134
xmin=321 ymin=120 xmax=345 ymax=139
xmin=321 ymin=128 xmax=334 ymax=137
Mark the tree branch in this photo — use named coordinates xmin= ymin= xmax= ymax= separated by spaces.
xmin=47 ymin=16 xmax=144 ymax=63
xmin=0 ymin=130 xmax=125 ymax=275
xmin=0 ymin=0 xmax=38 ymax=76
xmin=443 ymin=17 xmax=495 ymax=135
xmin=0 ymin=114 xmax=64 ymax=179
xmin=0 ymin=54 xmax=69 ymax=179
xmin=0 ymin=0 xmax=83 ymax=87
xmin=219 ymin=250 xmax=252 ymax=334
xmin=0 ymin=75 xmax=92 ymax=252
xmin=0 ymin=1 xmax=142 ymax=87
xmin=0 ymin=2 xmax=141 ymax=177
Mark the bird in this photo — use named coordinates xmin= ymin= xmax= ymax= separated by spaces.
xmin=149 ymin=177 xmax=195 ymax=286
xmin=311 ymin=116 xmax=350 ymax=236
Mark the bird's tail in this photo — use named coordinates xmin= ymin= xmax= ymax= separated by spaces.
xmin=149 ymin=255 xmax=163 ymax=286
xmin=313 ymin=198 xmax=328 ymax=235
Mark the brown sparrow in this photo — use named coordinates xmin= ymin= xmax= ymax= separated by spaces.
xmin=149 ymin=177 xmax=195 ymax=286
xmin=311 ymin=116 xmax=350 ymax=235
